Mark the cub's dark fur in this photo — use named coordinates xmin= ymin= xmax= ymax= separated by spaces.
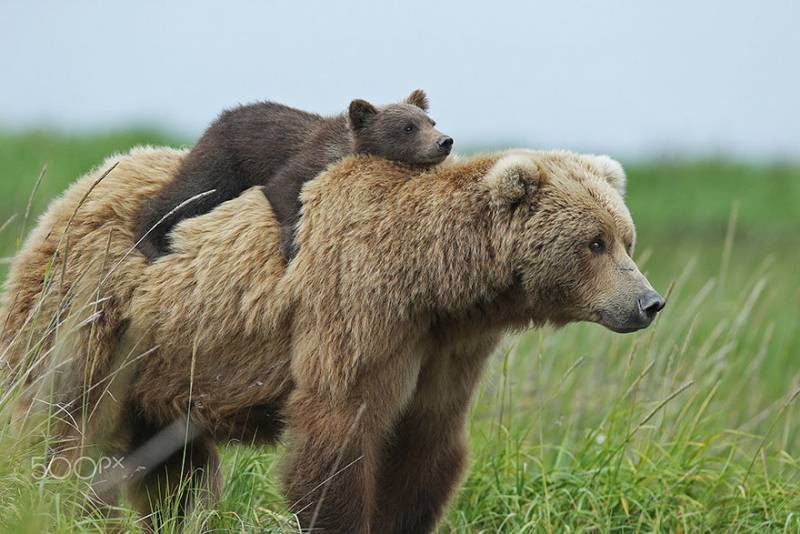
xmin=134 ymin=90 xmax=452 ymax=261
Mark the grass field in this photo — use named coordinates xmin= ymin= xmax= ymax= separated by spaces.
xmin=0 ymin=129 xmax=798 ymax=532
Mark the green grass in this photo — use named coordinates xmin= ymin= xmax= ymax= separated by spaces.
xmin=0 ymin=129 xmax=799 ymax=532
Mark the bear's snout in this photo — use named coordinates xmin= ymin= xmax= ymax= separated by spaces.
xmin=637 ymin=290 xmax=666 ymax=323
xmin=603 ymin=288 xmax=665 ymax=333
xmin=438 ymin=135 xmax=454 ymax=152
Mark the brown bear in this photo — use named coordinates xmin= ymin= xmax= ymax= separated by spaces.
xmin=0 ymin=147 xmax=663 ymax=533
xmin=133 ymin=90 xmax=452 ymax=261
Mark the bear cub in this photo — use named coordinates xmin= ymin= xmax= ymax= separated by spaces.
xmin=134 ymin=90 xmax=453 ymax=261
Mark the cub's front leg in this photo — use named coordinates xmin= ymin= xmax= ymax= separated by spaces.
xmin=263 ymin=153 xmax=330 ymax=261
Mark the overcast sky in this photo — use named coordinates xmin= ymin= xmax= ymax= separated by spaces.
xmin=1 ymin=0 xmax=798 ymax=158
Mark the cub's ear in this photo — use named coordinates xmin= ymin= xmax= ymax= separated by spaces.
xmin=587 ymin=154 xmax=626 ymax=196
xmin=404 ymin=89 xmax=429 ymax=111
xmin=484 ymin=155 xmax=541 ymax=207
xmin=348 ymin=99 xmax=378 ymax=130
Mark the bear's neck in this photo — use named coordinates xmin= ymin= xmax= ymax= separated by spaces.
xmin=408 ymin=201 xmax=526 ymax=326
xmin=291 ymin=154 xmax=529 ymax=340
xmin=313 ymin=113 xmax=356 ymax=156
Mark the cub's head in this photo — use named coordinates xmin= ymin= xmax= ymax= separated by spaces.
xmin=348 ymin=89 xmax=453 ymax=166
xmin=486 ymin=150 xmax=665 ymax=333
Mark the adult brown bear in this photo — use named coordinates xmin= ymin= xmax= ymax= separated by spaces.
xmin=0 ymin=147 xmax=663 ymax=533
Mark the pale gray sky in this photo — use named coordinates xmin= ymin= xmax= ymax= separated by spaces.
xmin=1 ymin=0 xmax=798 ymax=158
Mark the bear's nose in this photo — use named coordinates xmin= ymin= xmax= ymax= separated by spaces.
xmin=438 ymin=136 xmax=453 ymax=150
xmin=637 ymin=290 xmax=666 ymax=319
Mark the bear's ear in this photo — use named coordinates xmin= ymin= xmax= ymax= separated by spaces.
xmin=484 ymin=155 xmax=541 ymax=207
xmin=405 ymin=89 xmax=429 ymax=111
xmin=348 ymin=99 xmax=378 ymax=130
xmin=587 ymin=154 xmax=626 ymax=196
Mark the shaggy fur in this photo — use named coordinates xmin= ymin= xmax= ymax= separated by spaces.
xmin=133 ymin=90 xmax=452 ymax=261
xmin=0 ymin=148 xmax=184 ymax=454
xmin=0 ymin=146 xmax=661 ymax=533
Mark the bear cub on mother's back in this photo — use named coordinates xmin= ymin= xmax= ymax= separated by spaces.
xmin=134 ymin=90 xmax=453 ymax=261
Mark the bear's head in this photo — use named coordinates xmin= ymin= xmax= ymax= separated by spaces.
xmin=348 ymin=90 xmax=453 ymax=166
xmin=485 ymin=150 xmax=665 ymax=333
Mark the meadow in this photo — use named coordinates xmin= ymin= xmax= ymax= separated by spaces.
xmin=0 ymin=129 xmax=798 ymax=532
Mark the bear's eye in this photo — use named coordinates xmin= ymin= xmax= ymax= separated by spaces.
xmin=404 ymin=123 xmax=415 ymax=133
xmin=589 ymin=238 xmax=606 ymax=254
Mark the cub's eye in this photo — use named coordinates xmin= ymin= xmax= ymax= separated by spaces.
xmin=404 ymin=123 xmax=415 ymax=133
xmin=589 ymin=238 xmax=606 ymax=254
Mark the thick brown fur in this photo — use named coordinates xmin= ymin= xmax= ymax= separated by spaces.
xmin=133 ymin=90 xmax=452 ymax=262
xmin=0 ymin=146 xmax=661 ymax=533
xmin=0 ymin=148 xmax=184 ymax=459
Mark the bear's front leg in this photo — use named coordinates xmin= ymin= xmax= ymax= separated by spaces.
xmin=281 ymin=353 xmax=421 ymax=534
xmin=373 ymin=337 xmax=497 ymax=534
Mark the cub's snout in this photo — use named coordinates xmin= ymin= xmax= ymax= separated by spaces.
xmin=437 ymin=135 xmax=454 ymax=153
